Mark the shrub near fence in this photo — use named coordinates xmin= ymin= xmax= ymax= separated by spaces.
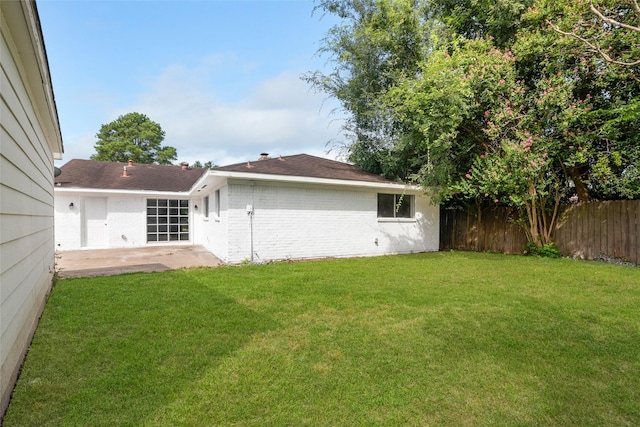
xmin=440 ymin=200 xmax=640 ymax=265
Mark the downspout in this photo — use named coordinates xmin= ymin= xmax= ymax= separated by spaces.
xmin=248 ymin=206 xmax=254 ymax=263
xmin=248 ymin=180 xmax=255 ymax=263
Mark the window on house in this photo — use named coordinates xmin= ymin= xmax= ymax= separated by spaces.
xmin=377 ymin=193 xmax=414 ymax=218
xmin=204 ymin=196 xmax=209 ymax=218
xmin=214 ymin=189 xmax=220 ymax=217
xmin=146 ymin=198 xmax=190 ymax=242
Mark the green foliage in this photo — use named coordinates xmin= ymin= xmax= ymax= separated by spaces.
xmin=309 ymin=0 xmax=640 ymax=247
xmin=191 ymin=160 xmax=216 ymax=169
xmin=524 ymin=241 xmax=562 ymax=258
xmin=6 ymin=253 xmax=640 ymax=425
xmin=91 ymin=112 xmax=177 ymax=165
xmin=305 ymin=0 xmax=432 ymax=179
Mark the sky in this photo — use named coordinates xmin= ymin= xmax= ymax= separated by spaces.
xmin=37 ymin=0 xmax=345 ymax=167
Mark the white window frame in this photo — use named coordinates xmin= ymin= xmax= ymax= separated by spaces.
xmin=214 ymin=189 xmax=220 ymax=218
xmin=377 ymin=193 xmax=415 ymax=220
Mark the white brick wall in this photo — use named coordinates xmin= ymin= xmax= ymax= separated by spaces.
xmin=53 ymin=194 xmax=83 ymax=250
xmin=107 ymin=197 xmax=146 ymax=247
xmin=55 ymin=193 xmax=189 ymax=250
xmin=194 ymin=187 xmax=229 ymax=261
xmin=54 ymin=180 xmax=440 ymax=263
xmin=219 ymin=180 xmax=439 ymax=264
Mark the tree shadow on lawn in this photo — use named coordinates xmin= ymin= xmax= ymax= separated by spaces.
xmin=4 ymin=270 xmax=280 ymax=426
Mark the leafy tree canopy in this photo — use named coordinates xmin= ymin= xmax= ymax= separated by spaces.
xmin=91 ymin=112 xmax=177 ymax=165
xmin=308 ymin=0 xmax=640 ymax=247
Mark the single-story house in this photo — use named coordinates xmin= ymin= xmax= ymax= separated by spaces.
xmin=1 ymin=0 xmax=64 ymax=415
xmin=54 ymin=154 xmax=439 ymax=264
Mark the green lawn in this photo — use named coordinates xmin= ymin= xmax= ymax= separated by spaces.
xmin=4 ymin=252 xmax=640 ymax=426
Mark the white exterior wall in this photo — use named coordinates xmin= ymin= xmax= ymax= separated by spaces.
xmin=193 ymin=186 xmax=229 ymax=261
xmin=54 ymin=193 xmax=149 ymax=250
xmin=221 ymin=180 xmax=438 ymax=264
xmin=53 ymin=194 xmax=83 ymax=249
xmin=1 ymin=0 xmax=63 ymax=415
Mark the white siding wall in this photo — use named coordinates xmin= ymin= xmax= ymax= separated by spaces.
xmin=224 ymin=180 xmax=439 ymax=264
xmin=1 ymin=1 xmax=62 ymax=414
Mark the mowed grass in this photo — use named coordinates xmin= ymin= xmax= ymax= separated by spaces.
xmin=4 ymin=251 xmax=640 ymax=426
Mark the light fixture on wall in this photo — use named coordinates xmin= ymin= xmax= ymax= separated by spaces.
xmin=194 ymin=205 xmax=198 ymax=210
xmin=68 ymin=202 xmax=74 ymax=209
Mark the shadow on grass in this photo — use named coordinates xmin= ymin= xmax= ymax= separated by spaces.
xmin=3 ymin=270 xmax=280 ymax=426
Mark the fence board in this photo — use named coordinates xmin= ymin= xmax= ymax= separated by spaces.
xmin=440 ymin=200 xmax=640 ymax=265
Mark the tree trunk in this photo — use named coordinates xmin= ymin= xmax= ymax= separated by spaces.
xmin=568 ymin=166 xmax=591 ymax=202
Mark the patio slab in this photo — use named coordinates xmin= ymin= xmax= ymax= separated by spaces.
xmin=55 ymin=245 xmax=223 ymax=279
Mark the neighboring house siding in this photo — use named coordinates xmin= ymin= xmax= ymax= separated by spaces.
xmin=221 ymin=180 xmax=439 ymax=264
xmin=1 ymin=0 xmax=63 ymax=415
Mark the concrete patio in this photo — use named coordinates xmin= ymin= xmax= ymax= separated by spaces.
xmin=55 ymin=245 xmax=223 ymax=279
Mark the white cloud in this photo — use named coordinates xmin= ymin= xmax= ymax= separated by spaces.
xmin=119 ymin=60 xmax=346 ymax=167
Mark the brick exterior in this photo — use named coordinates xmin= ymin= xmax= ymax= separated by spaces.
xmin=195 ymin=180 xmax=439 ymax=264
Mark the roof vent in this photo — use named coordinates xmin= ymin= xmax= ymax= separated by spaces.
xmin=122 ymin=166 xmax=129 ymax=177
xmin=128 ymin=159 xmax=134 ymax=167
xmin=181 ymin=162 xmax=189 ymax=170
xmin=258 ymin=152 xmax=270 ymax=160
xmin=246 ymin=161 xmax=253 ymax=169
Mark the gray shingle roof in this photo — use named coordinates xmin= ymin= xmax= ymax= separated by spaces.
xmin=214 ymin=154 xmax=394 ymax=184
xmin=54 ymin=155 xmax=397 ymax=192
xmin=54 ymin=159 xmax=206 ymax=192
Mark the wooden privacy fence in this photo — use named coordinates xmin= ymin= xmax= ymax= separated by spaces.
xmin=440 ymin=200 xmax=640 ymax=265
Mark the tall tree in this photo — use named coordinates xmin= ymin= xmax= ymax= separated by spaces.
xmin=305 ymin=0 xmax=432 ymax=177
xmin=91 ymin=112 xmax=177 ymax=165
xmin=309 ymin=0 xmax=640 ymax=247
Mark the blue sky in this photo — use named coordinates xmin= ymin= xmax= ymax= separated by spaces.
xmin=37 ymin=0 xmax=344 ymax=167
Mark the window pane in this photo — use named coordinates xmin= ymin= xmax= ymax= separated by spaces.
xmin=396 ymin=195 xmax=413 ymax=218
xmin=377 ymin=194 xmax=395 ymax=218
xmin=146 ymin=198 xmax=191 ymax=243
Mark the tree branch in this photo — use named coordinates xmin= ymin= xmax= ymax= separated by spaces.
xmin=589 ymin=0 xmax=640 ymax=34
xmin=547 ymin=20 xmax=640 ymax=67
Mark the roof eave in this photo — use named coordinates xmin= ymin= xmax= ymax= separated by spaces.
xmin=53 ymin=187 xmax=193 ymax=197
xmin=208 ymin=170 xmax=422 ymax=192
